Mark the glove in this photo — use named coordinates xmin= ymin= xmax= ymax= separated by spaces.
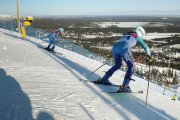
xmin=147 ymin=55 xmax=151 ymax=59
xmin=146 ymin=55 xmax=153 ymax=62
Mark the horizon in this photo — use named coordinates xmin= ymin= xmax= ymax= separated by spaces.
xmin=1 ymin=14 xmax=180 ymax=18
xmin=0 ymin=0 xmax=180 ymax=16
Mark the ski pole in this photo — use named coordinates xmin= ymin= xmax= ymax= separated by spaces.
xmin=163 ymin=55 xmax=171 ymax=94
xmin=145 ymin=59 xmax=151 ymax=107
xmin=87 ymin=60 xmax=112 ymax=78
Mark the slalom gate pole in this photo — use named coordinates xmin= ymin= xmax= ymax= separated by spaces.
xmin=145 ymin=61 xmax=151 ymax=106
xmin=87 ymin=60 xmax=112 ymax=78
xmin=163 ymin=55 xmax=171 ymax=94
xmin=135 ymin=55 xmax=144 ymax=67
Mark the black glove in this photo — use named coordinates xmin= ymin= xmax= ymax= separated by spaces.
xmin=146 ymin=55 xmax=153 ymax=62
xmin=147 ymin=55 xmax=151 ymax=59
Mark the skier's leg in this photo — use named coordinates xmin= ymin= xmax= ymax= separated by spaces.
xmin=51 ymin=42 xmax=56 ymax=51
xmin=106 ymin=53 xmax=122 ymax=76
xmin=101 ymin=52 xmax=122 ymax=84
xmin=47 ymin=42 xmax=52 ymax=50
xmin=122 ymin=49 xmax=134 ymax=85
xmin=119 ymin=49 xmax=134 ymax=92
xmin=47 ymin=36 xmax=53 ymax=50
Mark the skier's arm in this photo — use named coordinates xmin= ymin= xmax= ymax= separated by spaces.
xmin=54 ymin=32 xmax=60 ymax=41
xmin=57 ymin=34 xmax=63 ymax=40
xmin=137 ymin=36 xmax=151 ymax=57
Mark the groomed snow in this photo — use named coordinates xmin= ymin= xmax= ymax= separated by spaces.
xmin=0 ymin=28 xmax=180 ymax=120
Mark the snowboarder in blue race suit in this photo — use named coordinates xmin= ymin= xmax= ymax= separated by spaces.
xmin=46 ymin=28 xmax=64 ymax=52
xmin=95 ymin=26 xmax=152 ymax=92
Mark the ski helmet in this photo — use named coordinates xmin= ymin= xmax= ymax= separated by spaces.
xmin=59 ymin=28 xmax=64 ymax=33
xmin=135 ymin=26 xmax=145 ymax=38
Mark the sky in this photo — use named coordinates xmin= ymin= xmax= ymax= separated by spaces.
xmin=0 ymin=0 xmax=180 ymax=16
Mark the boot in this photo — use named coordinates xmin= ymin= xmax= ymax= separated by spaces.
xmin=94 ymin=73 xmax=112 ymax=85
xmin=117 ymin=76 xmax=132 ymax=92
xmin=101 ymin=72 xmax=112 ymax=85
xmin=51 ymin=46 xmax=55 ymax=52
xmin=46 ymin=45 xmax=51 ymax=51
xmin=117 ymin=85 xmax=131 ymax=92
xmin=122 ymin=76 xmax=131 ymax=86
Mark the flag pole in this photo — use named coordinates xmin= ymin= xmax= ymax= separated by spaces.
xmin=16 ymin=0 xmax=21 ymax=33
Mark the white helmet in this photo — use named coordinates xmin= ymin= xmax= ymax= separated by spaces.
xmin=135 ymin=26 xmax=145 ymax=38
xmin=59 ymin=28 xmax=64 ymax=33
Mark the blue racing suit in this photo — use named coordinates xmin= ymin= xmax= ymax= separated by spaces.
xmin=47 ymin=31 xmax=60 ymax=51
xmin=102 ymin=32 xmax=151 ymax=86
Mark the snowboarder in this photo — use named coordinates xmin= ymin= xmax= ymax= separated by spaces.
xmin=171 ymin=94 xmax=177 ymax=101
xmin=95 ymin=26 xmax=152 ymax=92
xmin=46 ymin=28 xmax=64 ymax=52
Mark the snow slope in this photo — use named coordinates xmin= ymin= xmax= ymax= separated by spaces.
xmin=0 ymin=28 xmax=180 ymax=120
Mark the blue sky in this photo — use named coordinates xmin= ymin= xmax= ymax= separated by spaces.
xmin=0 ymin=0 xmax=180 ymax=16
